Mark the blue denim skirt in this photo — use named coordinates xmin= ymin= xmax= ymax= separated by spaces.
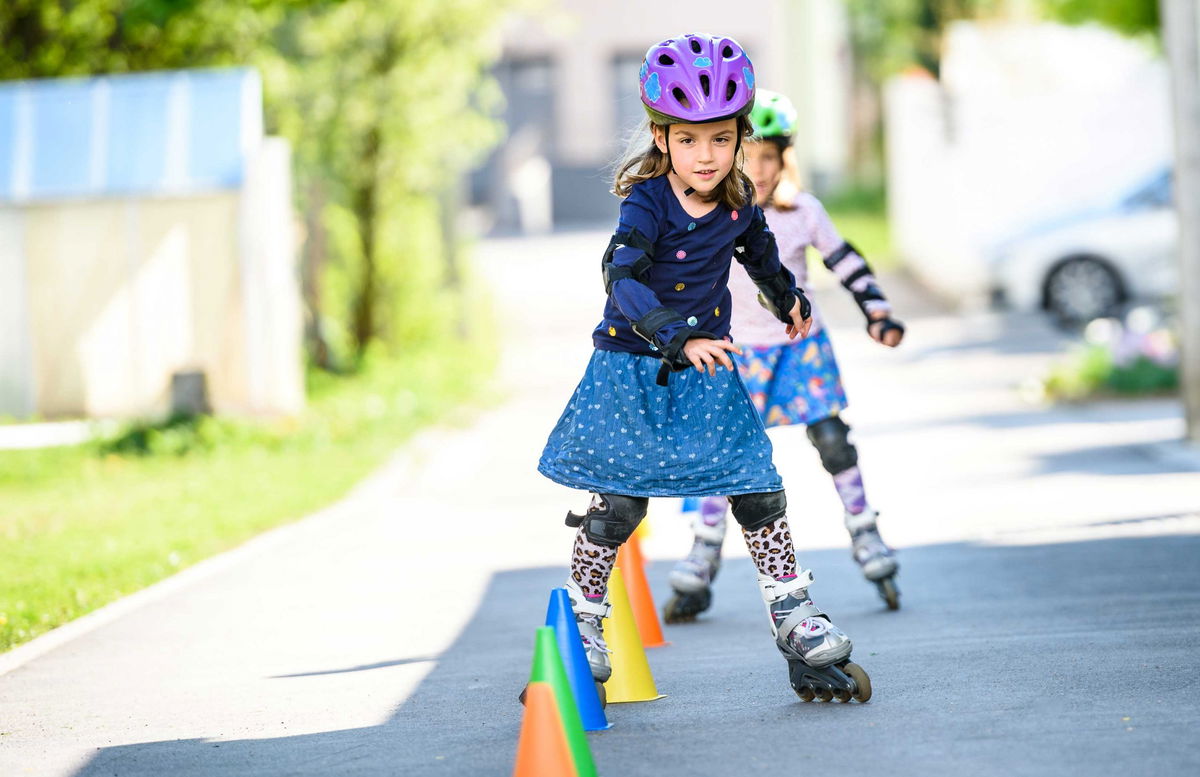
xmin=538 ymin=349 xmax=783 ymax=497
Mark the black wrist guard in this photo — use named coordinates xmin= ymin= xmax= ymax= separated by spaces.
xmin=753 ymin=268 xmax=801 ymax=324
xmin=868 ymin=317 xmax=905 ymax=340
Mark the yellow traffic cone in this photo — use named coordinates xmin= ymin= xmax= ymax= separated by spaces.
xmin=601 ymin=566 xmax=665 ymax=703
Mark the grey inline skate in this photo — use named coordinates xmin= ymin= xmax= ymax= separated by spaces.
xmin=846 ymin=507 xmax=900 ymax=610
xmin=758 ymin=570 xmax=871 ymax=703
xmin=564 ymin=577 xmax=612 ymax=683
xmin=662 ymin=509 xmax=726 ymax=623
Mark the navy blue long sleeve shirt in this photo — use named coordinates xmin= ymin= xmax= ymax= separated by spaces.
xmin=593 ymin=175 xmax=795 ymax=355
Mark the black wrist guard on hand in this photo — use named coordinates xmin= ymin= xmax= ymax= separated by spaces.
xmin=633 ymin=307 xmax=720 ymax=386
xmin=755 ymin=272 xmax=811 ymax=324
xmin=868 ymin=317 xmax=905 ymax=340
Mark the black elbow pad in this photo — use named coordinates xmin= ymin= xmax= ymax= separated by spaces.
xmin=601 ymin=227 xmax=655 ymax=294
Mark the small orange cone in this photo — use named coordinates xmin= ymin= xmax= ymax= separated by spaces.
xmin=617 ymin=539 xmax=669 ymax=648
xmin=513 ymin=682 xmax=578 ymax=777
xmin=627 ymin=531 xmax=649 ymax=570
xmin=602 ymin=567 xmax=665 ymax=703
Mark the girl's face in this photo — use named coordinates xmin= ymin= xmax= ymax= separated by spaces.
xmin=743 ymin=139 xmax=782 ymax=207
xmin=652 ymin=118 xmax=738 ymax=197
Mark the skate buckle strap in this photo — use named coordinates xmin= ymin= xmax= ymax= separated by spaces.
xmin=844 ymin=507 xmax=880 ymax=534
xmin=573 ymin=597 xmax=612 ymax=620
xmin=757 ymin=570 xmax=815 ymax=603
xmin=564 ymin=579 xmax=612 ymax=619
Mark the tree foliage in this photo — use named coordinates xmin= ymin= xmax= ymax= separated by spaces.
xmin=1038 ymin=0 xmax=1159 ymax=37
xmin=0 ymin=1 xmax=510 ymax=368
xmin=844 ymin=0 xmax=1004 ymax=79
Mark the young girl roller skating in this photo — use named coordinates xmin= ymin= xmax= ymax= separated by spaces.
xmin=538 ymin=35 xmax=870 ymax=703
xmin=663 ymin=90 xmax=905 ymax=625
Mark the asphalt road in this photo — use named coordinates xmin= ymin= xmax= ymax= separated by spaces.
xmin=1 ymin=229 xmax=1197 ymax=776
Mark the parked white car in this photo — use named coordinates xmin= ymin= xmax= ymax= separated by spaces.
xmin=986 ymin=169 xmax=1176 ymax=324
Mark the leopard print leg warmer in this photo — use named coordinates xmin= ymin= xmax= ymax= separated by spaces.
xmin=570 ymin=525 xmax=618 ymax=599
xmin=741 ymin=517 xmax=798 ymax=580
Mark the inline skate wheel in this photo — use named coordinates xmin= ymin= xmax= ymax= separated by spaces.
xmin=844 ymin=662 xmax=872 ymax=702
xmin=814 ymin=687 xmax=834 ymax=703
xmin=661 ymin=588 xmax=712 ymax=624
xmin=832 ymin=688 xmax=852 ymax=703
xmin=879 ymin=577 xmax=900 ymax=611
xmin=796 ymin=686 xmax=815 ymax=703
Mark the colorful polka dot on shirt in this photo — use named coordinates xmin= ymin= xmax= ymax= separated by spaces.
xmin=687 ymin=316 xmax=698 ymax=326
xmin=731 ymin=211 xmax=739 ymax=221
xmin=676 ymin=250 xmax=687 ymax=259
xmin=675 ymin=283 xmax=686 ymax=291
xmin=608 ymin=326 xmax=617 ymax=336
xmin=715 ymin=307 xmax=721 ymax=316
xmin=688 ymin=222 xmax=696 ymax=231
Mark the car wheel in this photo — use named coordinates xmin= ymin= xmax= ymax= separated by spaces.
xmin=1044 ymin=256 xmax=1124 ymax=324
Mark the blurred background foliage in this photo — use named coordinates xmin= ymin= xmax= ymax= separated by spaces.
xmin=845 ymin=0 xmax=1158 ymax=82
xmin=0 ymin=0 xmax=513 ymax=371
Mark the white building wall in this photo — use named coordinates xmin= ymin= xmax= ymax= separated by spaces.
xmin=0 ymin=210 xmax=33 ymax=417
xmin=491 ymin=0 xmax=853 ymax=226
xmin=886 ymin=22 xmax=1173 ymax=303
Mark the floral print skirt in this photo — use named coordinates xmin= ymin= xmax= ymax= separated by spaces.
xmin=735 ymin=329 xmax=849 ymax=429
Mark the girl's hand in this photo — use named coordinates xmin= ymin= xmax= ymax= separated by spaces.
xmin=868 ymin=311 xmax=904 ymax=347
xmin=682 ymin=338 xmax=743 ymax=376
xmin=785 ymin=299 xmax=813 ymax=340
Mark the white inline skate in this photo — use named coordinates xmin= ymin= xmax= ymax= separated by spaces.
xmin=758 ymin=570 xmax=871 ymax=703
xmin=846 ymin=507 xmax=900 ymax=610
xmin=662 ymin=511 xmax=726 ymax=623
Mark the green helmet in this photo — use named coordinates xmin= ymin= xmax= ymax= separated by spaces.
xmin=750 ymin=89 xmax=797 ymax=145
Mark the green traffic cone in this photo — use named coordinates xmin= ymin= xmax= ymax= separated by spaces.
xmin=529 ymin=625 xmax=598 ymax=777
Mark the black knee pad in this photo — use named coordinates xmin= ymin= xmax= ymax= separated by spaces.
xmin=564 ymin=493 xmax=648 ymax=548
xmin=729 ymin=490 xmax=787 ymax=532
xmin=806 ymin=416 xmax=858 ymax=475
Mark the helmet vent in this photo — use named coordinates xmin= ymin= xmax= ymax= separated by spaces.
xmin=699 ymin=74 xmax=710 ymax=97
xmin=658 ymin=54 xmax=675 ymax=66
xmin=671 ymin=87 xmax=691 ymax=109
xmin=725 ymin=80 xmax=737 ymax=100
xmin=722 ymin=45 xmax=735 ymax=59
xmin=690 ymin=38 xmax=702 ymax=53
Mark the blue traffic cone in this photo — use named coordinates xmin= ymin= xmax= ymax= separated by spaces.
xmin=545 ymin=587 xmax=612 ymax=731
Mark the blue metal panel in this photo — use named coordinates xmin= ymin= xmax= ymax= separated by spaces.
xmin=104 ymin=76 xmax=170 ymax=195
xmin=30 ymin=80 xmax=93 ymax=198
xmin=187 ymin=70 xmax=247 ymax=189
xmin=0 ymin=67 xmax=262 ymax=203
xmin=0 ymin=89 xmax=16 ymax=199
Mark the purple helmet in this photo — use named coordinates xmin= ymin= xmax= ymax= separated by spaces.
xmin=639 ymin=33 xmax=756 ymax=124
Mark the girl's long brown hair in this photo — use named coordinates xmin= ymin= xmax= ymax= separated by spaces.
xmin=763 ymin=139 xmax=804 ymax=211
xmin=612 ymin=115 xmax=754 ymax=211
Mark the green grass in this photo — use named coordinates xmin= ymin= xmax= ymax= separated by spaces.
xmin=1041 ymin=345 xmax=1179 ymax=402
xmin=821 ymin=185 xmax=895 ymax=271
xmin=0 ymin=341 xmax=495 ymax=653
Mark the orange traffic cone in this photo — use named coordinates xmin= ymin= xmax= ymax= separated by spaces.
xmin=617 ymin=538 xmax=669 ymax=648
xmin=602 ymin=566 xmax=665 ymax=703
xmin=513 ymin=682 xmax=578 ymax=777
